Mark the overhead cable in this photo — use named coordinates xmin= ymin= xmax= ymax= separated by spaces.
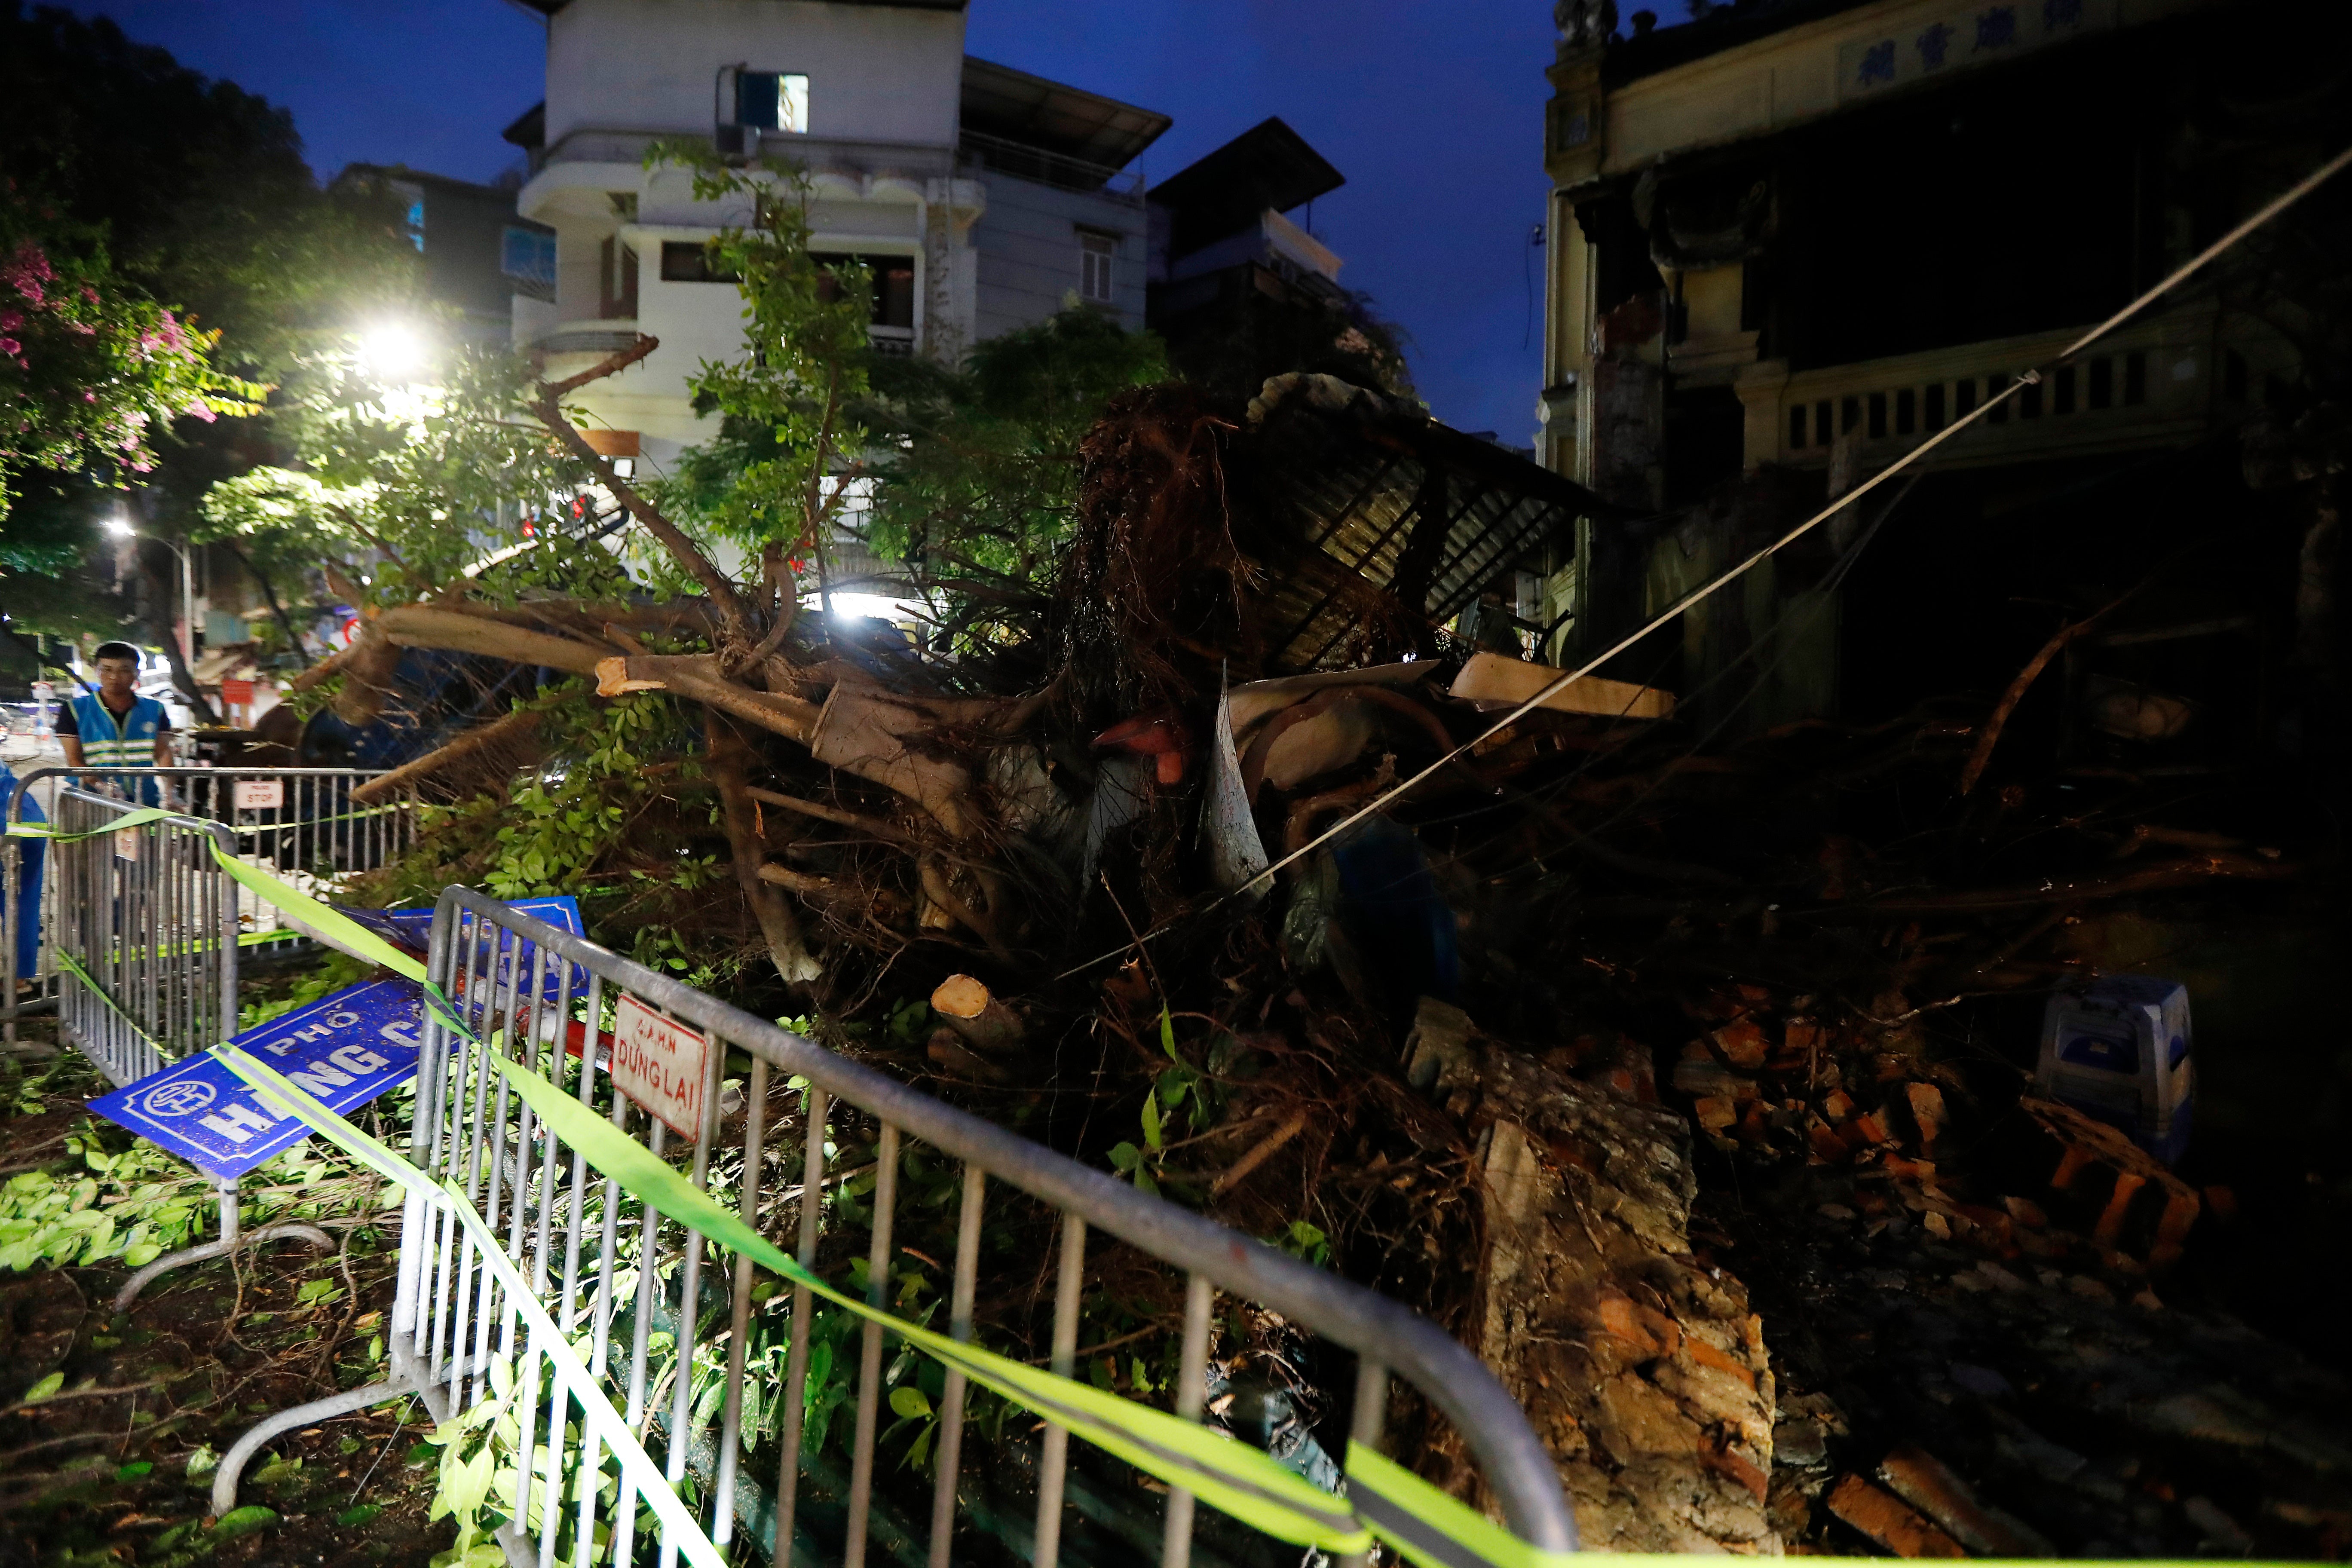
xmin=1060 ymin=138 xmax=2352 ymax=979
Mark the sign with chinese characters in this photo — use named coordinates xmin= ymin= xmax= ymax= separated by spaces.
xmin=609 ymin=994 xmax=710 ymax=1139
xmin=89 ymin=978 xmax=425 ymax=1180
xmin=1838 ymin=0 xmax=2110 ymax=101
xmin=233 ymin=778 xmax=283 ymax=810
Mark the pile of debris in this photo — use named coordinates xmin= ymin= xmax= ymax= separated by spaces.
xmin=327 ymin=367 xmax=2346 ymax=1556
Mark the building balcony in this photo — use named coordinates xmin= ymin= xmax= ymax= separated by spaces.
xmin=1731 ymin=301 xmax=2273 ymax=475
xmin=530 ymin=318 xmax=918 ymax=364
xmin=529 ymin=126 xmax=959 ymax=184
xmin=955 ymin=129 xmax=1144 ymax=205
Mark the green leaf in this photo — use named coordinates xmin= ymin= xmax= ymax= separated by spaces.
xmin=888 ymin=1386 xmax=931 ymax=1420
xmin=1134 ymin=1165 xmax=1160 ymax=1198
xmin=212 ymin=1505 xmax=279 ymax=1538
xmin=337 ymin=1503 xmax=384 ymax=1528
xmin=115 ymin=1461 xmax=153 ymax=1479
xmin=1107 ymin=1142 xmax=1140 ymax=1173
xmin=1159 ymin=1005 xmax=1178 ymax=1060
xmin=1140 ymin=1090 xmax=1163 ymax=1152
xmin=22 ymin=1372 xmax=63 ymax=1402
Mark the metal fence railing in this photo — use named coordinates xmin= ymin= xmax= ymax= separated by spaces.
xmin=307 ymin=886 xmax=1575 ymax=1567
xmin=28 ymin=786 xmax=242 ymax=1083
xmin=3 ymin=766 xmax=418 ymax=1033
xmin=0 ymin=790 xmax=337 ymax=1305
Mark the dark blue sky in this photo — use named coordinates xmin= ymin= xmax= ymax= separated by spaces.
xmin=67 ymin=0 xmax=1656 ymax=442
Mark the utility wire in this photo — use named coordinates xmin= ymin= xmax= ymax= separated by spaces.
xmin=1058 ymin=138 xmax=2352 ymax=981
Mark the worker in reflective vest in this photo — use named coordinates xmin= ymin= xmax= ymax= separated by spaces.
xmin=58 ymin=641 xmax=172 ymax=806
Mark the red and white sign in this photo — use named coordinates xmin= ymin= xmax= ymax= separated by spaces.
xmin=233 ymin=779 xmax=285 ymax=810
xmin=221 ymin=678 xmax=254 ymax=706
xmin=610 ymin=994 xmax=710 ymax=1138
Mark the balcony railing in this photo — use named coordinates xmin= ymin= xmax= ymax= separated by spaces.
xmin=1739 ymin=302 xmax=2228 ymax=472
xmin=530 ymin=320 xmax=919 ymax=362
xmin=530 ymin=126 xmax=956 ymax=184
xmin=957 ymin=129 xmax=1144 ymax=204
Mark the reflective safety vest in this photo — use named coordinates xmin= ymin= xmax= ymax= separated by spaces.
xmin=69 ymin=692 xmax=167 ymax=804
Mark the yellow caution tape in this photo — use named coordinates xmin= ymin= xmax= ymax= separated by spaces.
xmin=182 ymin=829 xmax=1564 ymax=1564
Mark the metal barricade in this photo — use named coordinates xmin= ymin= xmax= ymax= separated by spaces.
xmin=4 ymin=766 xmax=417 ymax=1037
xmin=37 ymin=786 xmax=240 ymax=1081
xmin=3 ymin=790 xmax=334 ymax=1305
xmin=289 ymin=886 xmax=1574 ymax=1567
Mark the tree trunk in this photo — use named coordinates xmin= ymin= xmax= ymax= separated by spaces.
xmin=219 ymin=540 xmax=313 ymax=666
xmin=140 ymin=549 xmax=220 ymax=726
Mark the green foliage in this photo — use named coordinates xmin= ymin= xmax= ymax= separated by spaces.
xmin=1270 ymin=1219 xmax=1331 ymax=1268
xmin=0 ymin=6 xmax=414 ymax=625
xmin=644 ymin=145 xmax=874 ymax=570
xmin=201 ymin=341 xmax=615 ymax=608
xmin=209 ymin=1505 xmax=279 ymax=1540
xmin=0 ymin=1048 xmax=392 ymax=1276
xmin=482 ymin=691 xmax=690 ymax=899
xmin=1108 ymin=1008 xmax=1224 ymax=1200
xmin=0 ymin=1121 xmax=212 ymax=1273
xmin=0 ymin=6 xmax=415 ymax=380
xmin=857 ymin=307 xmax=1167 ymax=583
xmin=0 ymin=208 xmax=264 ymax=530
xmin=239 ymin=947 xmax=374 ymax=1031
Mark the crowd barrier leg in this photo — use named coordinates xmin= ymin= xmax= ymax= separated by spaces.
xmin=114 ymin=1180 xmax=335 ymax=1313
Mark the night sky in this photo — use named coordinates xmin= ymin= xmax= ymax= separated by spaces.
xmin=62 ymin=0 xmax=1668 ymax=444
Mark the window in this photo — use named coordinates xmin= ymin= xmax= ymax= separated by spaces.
xmin=501 ymin=226 xmax=556 ymax=286
xmin=389 ymin=179 xmax=426 ymax=252
xmin=660 ymin=241 xmax=737 ymax=283
xmin=737 ymin=71 xmax=810 ymax=135
xmin=810 ymin=253 xmax=915 ymax=329
xmin=599 ymin=236 xmax=638 ymax=320
xmin=1078 ymin=231 xmax=1116 ymax=303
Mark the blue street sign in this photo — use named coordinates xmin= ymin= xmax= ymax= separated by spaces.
xmin=90 ymin=978 xmax=424 ymax=1181
xmin=334 ymin=894 xmax=582 ymax=954
xmin=335 ymin=896 xmax=586 ymax=998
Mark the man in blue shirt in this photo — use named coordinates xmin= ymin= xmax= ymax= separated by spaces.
xmin=57 ymin=642 xmax=172 ymax=805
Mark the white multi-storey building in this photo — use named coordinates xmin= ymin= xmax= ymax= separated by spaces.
xmin=501 ymin=0 xmax=1170 ymax=472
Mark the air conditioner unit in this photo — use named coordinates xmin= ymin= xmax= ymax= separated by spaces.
xmin=714 ymin=124 xmax=750 ymax=156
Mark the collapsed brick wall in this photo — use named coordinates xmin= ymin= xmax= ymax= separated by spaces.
xmin=1403 ymin=1001 xmax=1781 ymax=1553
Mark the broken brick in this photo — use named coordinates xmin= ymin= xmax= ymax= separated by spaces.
xmin=1905 ymin=1081 xmax=1946 ymax=1149
xmin=1877 ymin=1445 xmax=2054 ymax=1556
xmin=1712 ymin=1017 xmax=1770 ymax=1069
xmin=1827 ymin=1473 xmax=1966 ymax=1558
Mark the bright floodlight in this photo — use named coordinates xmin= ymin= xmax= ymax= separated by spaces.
xmin=357 ymin=321 xmax=428 ymax=380
xmin=102 ymin=515 xmax=135 ymax=538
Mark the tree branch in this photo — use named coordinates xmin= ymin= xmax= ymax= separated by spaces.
xmin=349 ymin=707 xmax=543 ymax=804
xmin=375 ymin=604 xmax=610 ymax=677
xmin=705 ymin=709 xmax=823 ymax=988
xmin=527 ymin=337 xmax=751 ymax=637
xmin=216 ymin=539 xmax=312 ymax=667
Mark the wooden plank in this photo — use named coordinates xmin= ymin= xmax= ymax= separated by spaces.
xmin=1449 ymin=651 xmax=1675 ymax=720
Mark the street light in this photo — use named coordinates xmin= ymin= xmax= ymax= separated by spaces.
xmin=102 ymin=514 xmax=196 ymax=669
xmin=355 ymin=320 xmax=429 ymax=383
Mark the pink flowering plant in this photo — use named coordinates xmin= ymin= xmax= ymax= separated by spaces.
xmin=0 ymin=199 xmax=264 ymax=519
